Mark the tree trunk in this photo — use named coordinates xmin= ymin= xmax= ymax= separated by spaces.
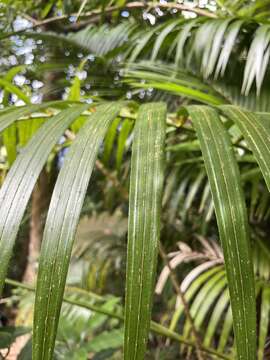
xmin=23 ymin=9 xmax=61 ymax=282
xmin=23 ymin=169 xmax=51 ymax=283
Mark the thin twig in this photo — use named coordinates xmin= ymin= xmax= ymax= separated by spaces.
xmin=13 ymin=1 xmax=216 ymax=32
xmin=159 ymin=242 xmax=205 ymax=360
xmin=75 ymin=0 xmax=89 ymax=22
xmin=0 ymin=2 xmax=216 ymax=40
xmin=21 ymin=13 xmax=39 ymax=26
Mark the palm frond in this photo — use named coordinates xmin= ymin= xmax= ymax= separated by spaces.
xmin=126 ymin=17 xmax=270 ymax=95
xmin=0 ymin=102 xmax=90 ymax=293
xmin=124 ymin=103 xmax=166 ymax=360
xmin=159 ymin=236 xmax=270 ymax=358
xmin=0 ymin=99 xmax=269 ymax=359
xmin=33 ymin=103 xmax=123 ymax=359
xmin=22 ymin=21 xmax=137 ymax=59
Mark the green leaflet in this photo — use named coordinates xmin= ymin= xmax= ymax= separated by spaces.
xmin=3 ymin=124 xmax=17 ymax=165
xmin=129 ymin=27 xmax=157 ymax=62
xmin=181 ymin=271 xmax=226 ymax=353
xmin=17 ymin=117 xmax=46 ymax=147
xmin=218 ymin=306 xmax=233 ymax=353
xmin=0 ymin=101 xmax=78 ymax=163
xmin=6 ymin=278 xmax=230 ymax=360
xmin=0 ymin=100 xmax=73 ymax=133
xmin=0 ymin=104 xmax=89 ymax=294
xmin=127 ymin=80 xmax=224 ymax=106
xmin=102 ymin=117 xmax=121 ymax=165
xmin=124 ymin=103 xmax=166 ymax=360
xmin=116 ymin=118 xmax=133 ymax=172
xmin=188 ymin=106 xmax=256 ymax=360
xmin=190 ymin=275 xmax=227 ymax=333
xmin=87 ymin=328 xmax=124 ymax=353
xmin=203 ymin=288 xmax=230 ymax=347
xmin=220 ymin=106 xmax=270 ymax=191
xmin=215 ymin=20 xmax=243 ymax=78
xmin=1 ymin=67 xmax=27 ymax=165
xmin=151 ymin=20 xmax=181 ymax=61
xmin=33 ymin=103 xmax=122 ymax=360
xmin=0 ymin=78 xmax=31 ymax=104
xmin=258 ymin=286 xmax=270 ymax=360
xmin=169 ymin=266 xmax=224 ymax=332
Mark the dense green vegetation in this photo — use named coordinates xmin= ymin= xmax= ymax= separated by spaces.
xmin=0 ymin=1 xmax=270 ymax=359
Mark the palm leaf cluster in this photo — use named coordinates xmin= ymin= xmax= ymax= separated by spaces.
xmin=0 ymin=1 xmax=270 ymax=360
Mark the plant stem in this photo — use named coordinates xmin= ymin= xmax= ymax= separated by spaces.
xmin=27 ymin=1 xmax=217 ymax=28
xmin=0 ymin=1 xmax=217 ymax=40
xmin=4 ymin=278 xmax=231 ymax=360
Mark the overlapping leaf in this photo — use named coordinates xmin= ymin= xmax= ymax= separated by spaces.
xmin=0 ymin=103 xmax=89 ymax=294
xmin=124 ymin=103 xmax=166 ymax=360
xmin=188 ymin=106 xmax=256 ymax=360
xmin=33 ymin=103 xmax=122 ymax=360
xmin=220 ymin=106 xmax=270 ymax=191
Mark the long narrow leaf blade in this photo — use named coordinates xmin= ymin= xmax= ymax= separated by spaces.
xmin=0 ymin=104 xmax=89 ymax=294
xmin=220 ymin=106 xmax=270 ymax=190
xmin=258 ymin=286 xmax=270 ymax=360
xmin=124 ymin=103 xmax=166 ymax=360
xmin=33 ymin=103 xmax=122 ymax=360
xmin=0 ymin=100 xmax=76 ymax=134
xmin=188 ymin=106 xmax=256 ymax=360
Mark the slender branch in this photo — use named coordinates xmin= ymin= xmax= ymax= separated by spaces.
xmin=159 ymin=243 xmax=205 ymax=360
xmin=23 ymin=1 xmax=216 ymax=28
xmin=0 ymin=2 xmax=216 ymax=40
xmin=4 ymin=278 xmax=231 ymax=360
xmin=21 ymin=13 xmax=39 ymax=26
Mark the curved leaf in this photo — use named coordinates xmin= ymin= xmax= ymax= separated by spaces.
xmin=188 ymin=106 xmax=256 ymax=360
xmin=32 ymin=103 xmax=122 ymax=360
xmin=0 ymin=104 xmax=89 ymax=294
xmin=169 ymin=266 xmax=223 ymax=332
xmin=102 ymin=117 xmax=121 ymax=165
xmin=258 ymin=286 xmax=270 ymax=360
xmin=182 ymin=272 xmax=226 ymax=343
xmin=124 ymin=103 xmax=166 ymax=360
xmin=218 ymin=306 xmax=233 ymax=353
xmin=220 ymin=106 xmax=270 ymax=191
xmin=0 ymin=101 xmax=71 ymax=134
xmin=116 ymin=118 xmax=133 ymax=172
xmin=203 ymin=288 xmax=230 ymax=347
xmin=0 ymin=78 xmax=31 ymax=104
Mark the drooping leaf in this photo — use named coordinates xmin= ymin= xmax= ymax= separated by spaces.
xmin=33 ymin=103 xmax=122 ymax=360
xmin=0 ymin=100 xmax=73 ymax=133
xmin=3 ymin=123 xmax=17 ymax=165
xmin=169 ymin=266 xmax=224 ymax=332
xmin=258 ymin=286 xmax=270 ymax=360
xmin=102 ymin=117 xmax=121 ymax=165
xmin=188 ymin=106 xmax=256 ymax=360
xmin=151 ymin=20 xmax=181 ymax=61
xmin=0 ymin=78 xmax=31 ymax=104
xmin=220 ymin=106 xmax=270 ymax=191
xmin=0 ymin=104 xmax=89 ymax=294
xmin=218 ymin=306 xmax=233 ymax=353
xmin=181 ymin=271 xmax=227 ymax=351
xmin=203 ymin=288 xmax=230 ymax=347
xmin=124 ymin=103 xmax=166 ymax=360
xmin=116 ymin=118 xmax=133 ymax=172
